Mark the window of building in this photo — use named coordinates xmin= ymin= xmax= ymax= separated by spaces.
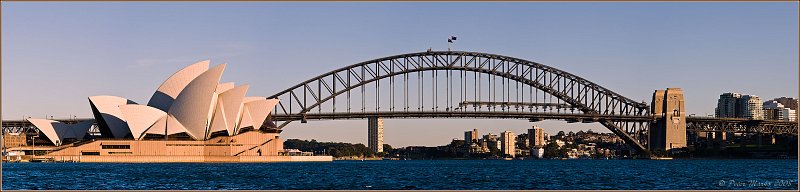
xmin=81 ymin=151 xmax=100 ymax=155
xmin=101 ymin=145 xmax=130 ymax=149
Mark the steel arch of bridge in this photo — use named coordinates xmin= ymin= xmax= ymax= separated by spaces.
xmin=268 ymin=51 xmax=652 ymax=152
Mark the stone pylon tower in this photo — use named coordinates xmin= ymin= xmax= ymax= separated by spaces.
xmin=649 ymin=88 xmax=687 ymax=151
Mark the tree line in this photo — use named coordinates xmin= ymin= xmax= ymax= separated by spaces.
xmin=283 ymin=139 xmax=392 ymax=158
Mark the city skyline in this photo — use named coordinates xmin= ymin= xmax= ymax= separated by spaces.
xmin=3 ymin=2 xmax=797 ymax=147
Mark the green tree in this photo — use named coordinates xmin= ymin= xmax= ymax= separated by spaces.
xmin=284 ymin=139 xmax=379 ymax=158
xmin=543 ymin=142 xmax=562 ymax=158
xmin=488 ymin=142 xmax=501 ymax=156
xmin=383 ymin=144 xmax=393 ymax=151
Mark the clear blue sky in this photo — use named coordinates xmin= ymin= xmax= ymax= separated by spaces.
xmin=3 ymin=2 xmax=797 ymax=147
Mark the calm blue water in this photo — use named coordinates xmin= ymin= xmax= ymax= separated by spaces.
xmin=2 ymin=159 xmax=797 ymax=190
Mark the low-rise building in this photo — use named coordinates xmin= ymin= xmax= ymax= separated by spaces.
xmin=532 ymin=148 xmax=544 ymax=159
xmin=2 ymin=132 xmax=28 ymax=148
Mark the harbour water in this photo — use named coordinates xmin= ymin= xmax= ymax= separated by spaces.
xmin=2 ymin=159 xmax=797 ymax=190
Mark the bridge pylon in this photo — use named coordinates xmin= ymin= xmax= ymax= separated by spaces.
xmin=649 ymin=88 xmax=687 ymax=153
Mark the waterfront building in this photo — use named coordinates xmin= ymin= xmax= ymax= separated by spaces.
xmin=766 ymin=97 xmax=799 ymax=110
xmin=31 ymin=61 xmax=280 ymax=144
xmin=566 ymin=148 xmax=579 ymax=159
xmin=740 ymin=95 xmax=764 ymax=120
xmin=528 ymin=126 xmax=545 ymax=148
xmin=516 ymin=133 xmax=529 ymax=149
xmin=763 ymin=101 xmax=785 ymax=120
xmin=532 ymin=148 xmax=544 ymax=158
xmin=715 ymin=92 xmax=741 ymax=118
xmin=368 ymin=117 xmax=384 ymax=153
xmin=783 ymin=108 xmax=796 ymax=121
xmin=500 ymin=130 xmax=515 ymax=158
xmin=715 ymin=92 xmax=767 ymax=120
xmin=2 ymin=132 xmax=27 ymax=148
xmin=467 ymin=143 xmax=483 ymax=154
xmin=464 ymin=128 xmax=478 ymax=145
xmin=480 ymin=141 xmax=490 ymax=153
xmin=16 ymin=61 xmax=331 ymax=162
xmin=555 ymin=140 xmax=565 ymax=148
xmin=515 ymin=148 xmax=530 ymax=157
xmin=483 ymin=133 xmax=500 ymax=150
xmin=763 ymin=108 xmax=782 ymax=120
xmin=483 ymin=133 xmax=498 ymax=141
xmin=763 ymin=101 xmax=797 ymax=121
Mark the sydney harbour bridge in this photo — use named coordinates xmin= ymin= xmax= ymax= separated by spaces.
xmin=3 ymin=51 xmax=797 ymax=154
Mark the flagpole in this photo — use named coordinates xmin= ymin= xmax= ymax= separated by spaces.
xmin=447 ymin=36 xmax=457 ymax=51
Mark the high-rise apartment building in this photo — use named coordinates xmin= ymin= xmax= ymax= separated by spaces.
xmin=784 ymin=108 xmax=797 ymax=122
xmin=768 ymin=97 xmax=798 ymax=110
xmin=464 ymin=129 xmax=478 ymax=145
xmin=763 ymin=108 xmax=783 ymax=120
xmin=763 ymin=101 xmax=785 ymax=120
xmin=483 ymin=133 xmax=500 ymax=151
xmin=368 ymin=117 xmax=384 ymax=153
xmin=528 ymin=126 xmax=545 ymax=148
xmin=516 ymin=133 xmax=529 ymax=148
xmin=763 ymin=97 xmax=798 ymax=121
xmin=500 ymin=131 xmax=516 ymax=158
xmin=740 ymin=95 xmax=764 ymax=120
xmin=715 ymin=92 xmax=765 ymax=120
xmin=715 ymin=92 xmax=741 ymax=118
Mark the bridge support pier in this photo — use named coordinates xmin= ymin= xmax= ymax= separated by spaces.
xmin=714 ymin=131 xmax=726 ymax=150
xmin=649 ymin=88 xmax=687 ymax=153
xmin=771 ymin=134 xmax=776 ymax=145
xmin=756 ymin=133 xmax=763 ymax=148
xmin=368 ymin=117 xmax=384 ymax=153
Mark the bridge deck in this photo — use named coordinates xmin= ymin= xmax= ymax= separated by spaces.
xmin=3 ymin=116 xmax=795 ymax=134
xmin=271 ymin=111 xmax=652 ymax=122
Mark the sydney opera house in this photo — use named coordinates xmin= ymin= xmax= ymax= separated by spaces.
xmin=15 ymin=61 xmax=331 ymax=162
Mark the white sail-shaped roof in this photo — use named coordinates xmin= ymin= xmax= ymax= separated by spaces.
xmin=146 ymin=115 xmax=168 ymax=136
xmin=247 ymin=98 xmax=280 ymax=131
xmin=119 ymin=104 xmax=167 ymax=140
xmin=89 ymin=95 xmax=136 ymax=138
xmin=28 ymin=119 xmax=63 ymax=146
xmin=209 ymin=102 xmax=227 ymax=135
xmin=208 ymin=83 xmax=237 ymax=136
xmin=236 ymin=98 xmax=279 ymax=133
xmin=238 ymin=107 xmax=254 ymax=129
xmin=243 ymin=97 xmax=263 ymax=103
xmin=218 ymin=85 xmax=249 ymax=135
xmin=216 ymin=82 xmax=235 ymax=93
xmin=165 ymin=115 xmax=189 ymax=135
xmin=167 ymin=64 xmax=226 ymax=140
xmin=27 ymin=119 xmax=94 ymax=146
xmin=74 ymin=60 xmax=281 ymax=141
xmin=147 ymin=60 xmax=210 ymax=112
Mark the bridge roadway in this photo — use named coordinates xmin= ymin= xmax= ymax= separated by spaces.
xmin=2 ymin=115 xmax=796 ymax=135
xmin=272 ymin=113 xmax=797 ymax=135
